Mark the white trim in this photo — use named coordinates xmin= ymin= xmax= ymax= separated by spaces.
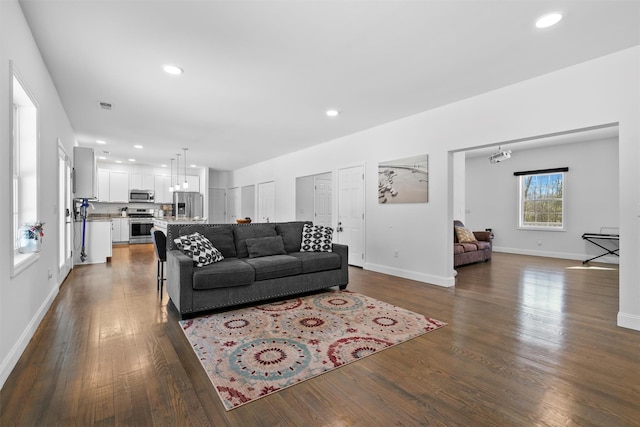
xmin=0 ymin=284 xmax=58 ymax=388
xmin=617 ymin=312 xmax=640 ymax=331
xmin=364 ymin=262 xmax=455 ymax=287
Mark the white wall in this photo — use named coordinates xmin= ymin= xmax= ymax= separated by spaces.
xmin=296 ymin=175 xmax=314 ymax=221
xmin=1 ymin=0 xmax=77 ymax=387
xmin=465 ymin=137 xmax=619 ymax=262
xmin=231 ymin=47 xmax=640 ymax=331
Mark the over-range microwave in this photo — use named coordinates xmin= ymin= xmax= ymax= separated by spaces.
xmin=129 ymin=190 xmax=155 ymax=203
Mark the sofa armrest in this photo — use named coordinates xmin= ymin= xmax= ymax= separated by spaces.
xmin=331 ymin=243 xmax=349 ymax=285
xmin=473 ymin=231 xmax=492 ymax=242
xmin=166 ymin=249 xmax=195 ymax=315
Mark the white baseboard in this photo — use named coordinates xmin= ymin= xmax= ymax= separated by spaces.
xmin=364 ymin=263 xmax=455 ymax=287
xmin=617 ymin=312 xmax=640 ymax=331
xmin=493 ymin=246 xmax=619 ymax=264
xmin=0 ymin=284 xmax=59 ymax=389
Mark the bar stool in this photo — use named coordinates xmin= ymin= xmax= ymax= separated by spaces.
xmin=151 ymin=229 xmax=167 ymax=294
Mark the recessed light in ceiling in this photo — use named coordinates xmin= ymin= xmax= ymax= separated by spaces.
xmin=128 ymin=158 xmax=136 ymax=162
xmin=134 ymin=144 xmax=143 ymax=149
xmin=161 ymin=164 xmax=167 ymax=168
xmin=96 ymin=140 xmax=106 ymax=144
xmin=326 ymin=109 xmax=339 ymax=117
xmin=536 ymin=12 xmax=563 ymax=28
xmin=115 ymin=160 xmax=122 ymax=164
xmin=163 ymin=64 xmax=183 ymax=75
xmin=98 ymin=156 xmax=106 ymax=160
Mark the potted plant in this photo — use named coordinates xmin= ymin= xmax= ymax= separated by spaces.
xmin=18 ymin=221 xmax=45 ymax=253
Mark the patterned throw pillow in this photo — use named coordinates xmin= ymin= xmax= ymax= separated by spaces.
xmin=455 ymin=226 xmax=478 ymax=243
xmin=174 ymin=232 xmax=224 ymax=267
xmin=301 ymin=224 xmax=333 ymax=252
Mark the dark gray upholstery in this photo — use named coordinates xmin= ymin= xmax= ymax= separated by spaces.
xmin=245 ymin=236 xmax=286 ymax=258
xmin=233 ymin=224 xmax=277 ymax=258
xmin=192 ymin=258 xmax=255 ymax=290
xmin=243 ymin=254 xmax=302 ymax=280
xmin=275 ymin=222 xmax=304 ymax=253
xmin=288 ymin=251 xmax=342 ymax=274
xmin=166 ymin=221 xmax=349 ymax=318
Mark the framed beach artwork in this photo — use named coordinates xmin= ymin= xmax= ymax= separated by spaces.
xmin=378 ymin=154 xmax=429 ymax=204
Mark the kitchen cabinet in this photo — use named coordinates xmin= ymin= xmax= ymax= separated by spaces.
xmin=111 ymin=218 xmax=129 ymax=243
xmin=109 ymin=171 xmax=129 ymax=203
xmin=97 ymin=169 xmax=110 ymax=202
xmin=186 ymin=175 xmax=200 ymax=192
xmin=154 ymin=174 xmax=173 ymax=204
xmin=130 ymin=173 xmax=155 ymax=191
xmin=97 ymin=169 xmax=130 ymax=203
xmin=74 ymin=220 xmax=112 ymax=264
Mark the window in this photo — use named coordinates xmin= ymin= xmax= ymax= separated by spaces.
xmin=12 ymin=68 xmax=39 ymax=271
xmin=518 ymin=170 xmax=565 ymax=230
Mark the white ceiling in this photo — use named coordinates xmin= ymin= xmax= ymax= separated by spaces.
xmin=18 ymin=0 xmax=640 ymax=171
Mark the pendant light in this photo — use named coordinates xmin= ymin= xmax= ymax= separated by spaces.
xmin=182 ymin=148 xmax=189 ymax=189
xmin=174 ymin=153 xmax=182 ymax=191
xmin=169 ymin=158 xmax=175 ymax=192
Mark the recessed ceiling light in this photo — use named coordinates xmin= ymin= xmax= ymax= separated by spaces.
xmin=163 ymin=64 xmax=183 ymax=75
xmin=134 ymin=144 xmax=143 ymax=149
xmin=161 ymin=164 xmax=167 ymax=168
xmin=326 ymin=109 xmax=339 ymax=117
xmin=128 ymin=158 xmax=136 ymax=162
xmin=96 ymin=140 xmax=106 ymax=144
xmin=115 ymin=160 xmax=122 ymax=164
xmin=98 ymin=156 xmax=106 ymax=160
xmin=536 ymin=12 xmax=563 ymax=29
xmin=190 ymin=164 xmax=196 ymax=168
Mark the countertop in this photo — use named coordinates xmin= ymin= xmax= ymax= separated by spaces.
xmin=153 ymin=218 xmax=207 ymax=224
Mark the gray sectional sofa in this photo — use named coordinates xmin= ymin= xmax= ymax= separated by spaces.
xmin=166 ymin=221 xmax=349 ymax=318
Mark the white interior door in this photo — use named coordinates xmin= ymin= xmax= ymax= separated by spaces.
xmin=227 ymin=187 xmax=240 ymax=223
xmin=338 ymin=165 xmax=365 ymax=267
xmin=257 ymin=181 xmax=275 ymax=223
xmin=58 ymin=144 xmax=72 ymax=280
xmin=314 ymin=177 xmax=332 ymax=228
xmin=208 ymin=188 xmax=226 ymax=224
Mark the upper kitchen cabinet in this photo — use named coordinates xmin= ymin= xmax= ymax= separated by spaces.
xmin=130 ymin=172 xmax=155 ymax=190
xmin=154 ymin=174 xmax=173 ymax=204
xmin=185 ymin=175 xmax=200 ymax=192
xmin=97 ymin=169 xmax=110 ymax=202
xmin=109 ymin=171 xmax=129 ymax=203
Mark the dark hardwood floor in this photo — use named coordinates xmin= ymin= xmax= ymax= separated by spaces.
xmin=2 ymin=245 xmax=639 ymax=426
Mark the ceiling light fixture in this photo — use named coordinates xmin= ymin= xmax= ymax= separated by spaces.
xmin=96 ymin=140 xmax=106 ymax=144
xmin=174 ymin=153 xmax=182 ymax=191
xmin=128 ymin=158 xmax=136 ymax=162
xmin=163 ymin=64 xmax=183 ymax=75
xmin=326 ymin=109 xmax=339 ymax=117
xmin=169 ymin=158 xmax=175 ymax=193
xmin=182 ymin=148 xmax=189 ymax=189
xmin=489 ymin=146 xmax=512 ymax=164
xmin=536 ymin=12 xmax=563 ymax=29
xmin=134 ymin=144 xmax=143 ymax=149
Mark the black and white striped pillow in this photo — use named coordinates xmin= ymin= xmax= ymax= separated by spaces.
xmin=300 ymin=224 xmax=333 ymax=252
xmin=174 ymin=232 xmax=224 ymax=267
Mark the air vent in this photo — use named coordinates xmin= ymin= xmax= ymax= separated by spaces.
xmin=102 ymin=150 xmax=110 ymax=154
xmin=99 ymin=101 xmax=112 ymax=110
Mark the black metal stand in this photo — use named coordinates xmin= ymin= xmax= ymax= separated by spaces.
xmin=581 ymin=233 xmax=619 ymax=264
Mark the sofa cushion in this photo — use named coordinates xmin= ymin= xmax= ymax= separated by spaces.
xmin=455 ymin=226 xmax=478 ymax=243
xmin=460 ymin=242 xmax=479 ymax=252
xmin=174 ymin=232 xmax=224 ymax=267
xmin=233 ymin=224 xmax=277 ymax=258
xmin=454 ymin=243 xmax=465 ymax=255
xmin=288 ymin=251 xmax=341 ymax=274
xmin=179 ymin=225 xmax=236 ymax=258
xmin=301 ymin=224 xmax=333 ymax=252
xmin=243 ymin=255 xmax=302 ymax=281
xmin=245 ymin=236 xmax=286 ymax=258
xmin=192 ymin=258 xmax=255 ymax=290
xmin=275 ymin=222 xmax=305 ymax=253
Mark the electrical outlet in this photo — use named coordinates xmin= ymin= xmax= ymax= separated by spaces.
xmin=394 ymin=250 xmax=399 ymax=258
xmin=48 ymin=268 xmax=53 ymax=279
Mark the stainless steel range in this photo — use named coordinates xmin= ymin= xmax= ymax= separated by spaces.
xmin=128 ymin=208 xmax=154 ymax=244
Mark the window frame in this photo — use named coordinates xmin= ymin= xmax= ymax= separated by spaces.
xmin=11 ymin=63 xmax=41 ymax=275
xmin=517 ymin=170 xmax=566 ymax=231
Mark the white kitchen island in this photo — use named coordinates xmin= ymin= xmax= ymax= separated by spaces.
xmin=153 ymin=218 xmax=208 ymax=236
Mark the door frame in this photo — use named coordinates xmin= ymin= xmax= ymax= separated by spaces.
xmin=336 ymin=163 xmax=365 ymax=267
xmin=58 ymin=142 xmax=72 ymax=282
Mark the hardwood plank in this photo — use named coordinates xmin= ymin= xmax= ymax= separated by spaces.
xmin=2 ymin=244 xmax=639 ymax=426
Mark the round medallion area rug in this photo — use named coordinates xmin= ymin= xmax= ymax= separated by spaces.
xmin=179 ymin=290 xmax=446 ymax=410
